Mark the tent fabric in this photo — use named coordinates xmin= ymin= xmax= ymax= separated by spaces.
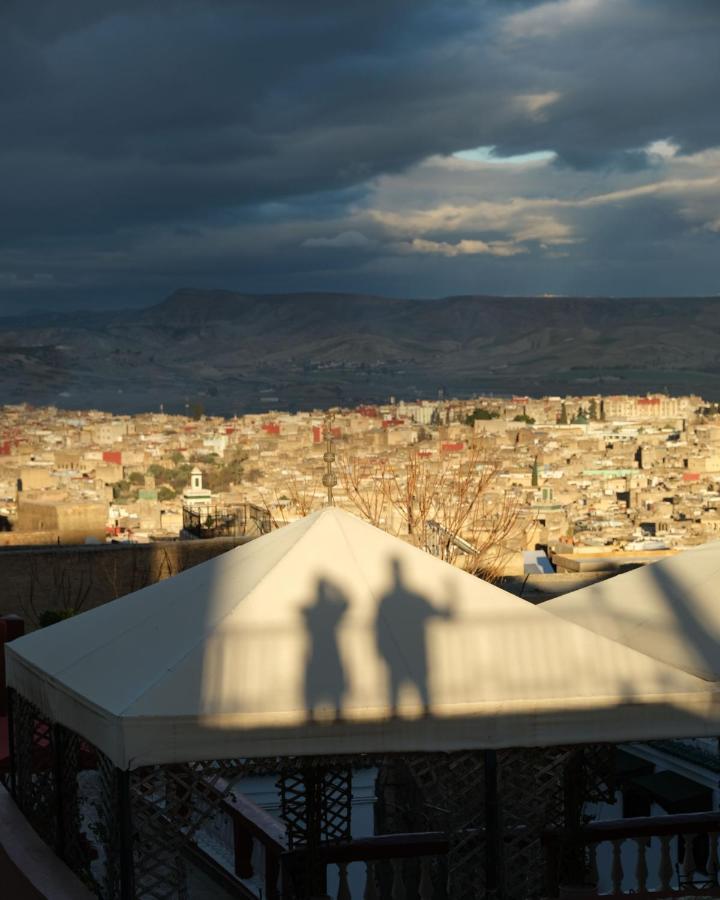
xmin=544 ymin=542 xmax=720 ymax=681
xmin=6 ymin=509 xmax=720 ymax=770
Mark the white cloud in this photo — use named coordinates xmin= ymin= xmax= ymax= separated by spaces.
xmin=368 ymin=203 xmax=577 ymax=251
xmin=405 ymin=238 xmax=527 ymax=258
xmin=645 ymin=139 xmax=680 ymax=161
xmin=514 ymin=91 xmax=562 ymax=121
xmin=511 ymin=216 xmax=577 ymax=246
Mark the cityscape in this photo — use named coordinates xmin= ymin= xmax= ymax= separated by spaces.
xmin=2 ymin=390 xmax=720 ymax=611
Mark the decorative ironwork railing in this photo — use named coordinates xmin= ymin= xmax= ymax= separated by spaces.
xmin=182 ymin=502 xmax=272 ymax=538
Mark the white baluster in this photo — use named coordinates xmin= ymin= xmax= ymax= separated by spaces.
xmin=337 ymin=862 xmax=351 ymax=900
xmin=418 ymin=858 xmax=433 ymax=900
xmin=634 ymin=838 xmax=648 ymax=893
xmin=658 ymin=834 xmax=673 ymax=891
xmin=588 ymin=843 xmax=599 ymax=888
xmin=709 ymin=831 xmax=718 ymax=885
xmin=391 ymin=859 xmax=406 ymax=900
xmin=611 ymin=838 xmax=624 ymax=895
xmin=363 ymin=861 xmax=379 ymax=900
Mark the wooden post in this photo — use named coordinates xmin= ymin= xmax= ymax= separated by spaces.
xmin=232 ymin=813 xmax=254 ymax=878
xmin=543 ymin=833 xmax=561 ymax=898
xmin=53 ymin=723 xmax=65 ymax=859
xmin=563 ymin=748 xmax=587 ymax=886
xmin=484 ymin=749 xmax=504 ymax=899
xmin=7 ymin=687 xmax=16 ymax=799
xmin=265 ymin=846 xmax=281 ymax=900
xmin=305 ymin=766 xmax=328 ymax=898
xmin=118 ymin=769 xmax=135 ymax=900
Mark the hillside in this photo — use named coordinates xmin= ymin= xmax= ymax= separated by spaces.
xmin=0 ymin=291 xmax=719 ymax=414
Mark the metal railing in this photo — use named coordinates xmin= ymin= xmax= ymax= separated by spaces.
xmin=182 ymin=503 xmax=272 ymax=539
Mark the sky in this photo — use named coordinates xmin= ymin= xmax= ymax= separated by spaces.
xmin=2 ymin=0 xmax=720 ymax=313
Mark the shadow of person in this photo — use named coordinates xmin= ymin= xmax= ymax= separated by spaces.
xmin=376 ymin=558 xmax=454 ymax=717
xmin=302 ymin=577 xmax=350 ymax=721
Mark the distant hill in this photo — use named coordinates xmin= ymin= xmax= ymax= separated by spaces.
xmin=0 ymin=290 xmax=719 ymax=414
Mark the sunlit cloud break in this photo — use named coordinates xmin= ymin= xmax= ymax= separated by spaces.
xmin=453 ymin=147 xmax=557 ymax=165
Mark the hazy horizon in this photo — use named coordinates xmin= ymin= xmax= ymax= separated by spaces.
xmin=4 ymin=287 xmax=720 ymax=321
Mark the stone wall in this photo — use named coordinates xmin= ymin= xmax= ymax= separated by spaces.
xmin=0 ymin=536 xmax=251 ymax=629
xmin=0 ymin=531 xmax=65 ymax=547
xmin=16 ymin=499 xmax=108 ymax=544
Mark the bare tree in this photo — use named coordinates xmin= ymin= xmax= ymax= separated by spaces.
xmin=24 ymin=551 xmax=94 ymax=627
xmin=256 ymin=470 xmax=325 ymax=527
xmin=339 ymin=445 xmax=520 ymax=582
xmin=336 ymin=453 xmax=391 ymax=528
xmin=99 ymin=544 xmax=182 ymax=603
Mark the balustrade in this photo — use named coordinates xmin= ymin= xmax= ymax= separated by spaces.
xmin=544 ymin=811 xmax=720 ymax=898
xmin=309 ymin=854 xmax=439 ymax=900
xmin=283 ymin=832 xmax=447 ymax=900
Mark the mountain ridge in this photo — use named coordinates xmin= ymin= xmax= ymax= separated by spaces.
xmin=1 ymin=290 xmax=720 ymax=414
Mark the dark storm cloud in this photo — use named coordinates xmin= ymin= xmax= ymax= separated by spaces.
xmin=0 ymin=0 xmax=719 ymax=309
xmin=1 ymin=1 xmax=492 ymax=237
xmin=496 ymin=0 xmax=720 ymax=166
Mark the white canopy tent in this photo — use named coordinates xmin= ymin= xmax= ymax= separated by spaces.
xmin=6 ymin=509 xmax=720 ymax=769
xmin=545 ymin=541 xmax=720 ymax=681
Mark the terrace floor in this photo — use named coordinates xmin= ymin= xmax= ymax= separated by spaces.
xmin=0 ymin=841 xmax=44 ymax=899
xmin=0 ymin=785 xmax=94 ymax=900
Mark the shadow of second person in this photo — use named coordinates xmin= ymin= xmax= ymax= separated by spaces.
xmin=376 ymin=557 xmax=454 ymax=717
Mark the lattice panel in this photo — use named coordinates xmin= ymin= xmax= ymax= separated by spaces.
xmin=499 ymin=746 xmax=574 ymax=900
xmin=129 ymin=758 xmax=257 ymax=899
xmin=498 ymin=744 xmax=614 ymax=900
xmin=127 ymin=756 xmax=355 ymax=899
xmin=278 ymin=762 xmax=353 ymax=849
xmin=583 ymin=743 xmax=615 ymax=806
xmin=408 ymin=751 xmax=488 ymax=900
xmin=277 ymin=762 xmax=353 ymax=898
xmin=321 ymin=768 xmax=353 ymax=843
xmin=373 ymin=754 xmax=450 ymax=900
xmin=399 ymin=745 xmax=615 ymax=900
xmin=55 ymin=724 xmax=93 ymax=880
xmin=94 ymin=749 xmax=122 ymax=900
xmin=11 ymin=692 xmax=58 ymax=848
